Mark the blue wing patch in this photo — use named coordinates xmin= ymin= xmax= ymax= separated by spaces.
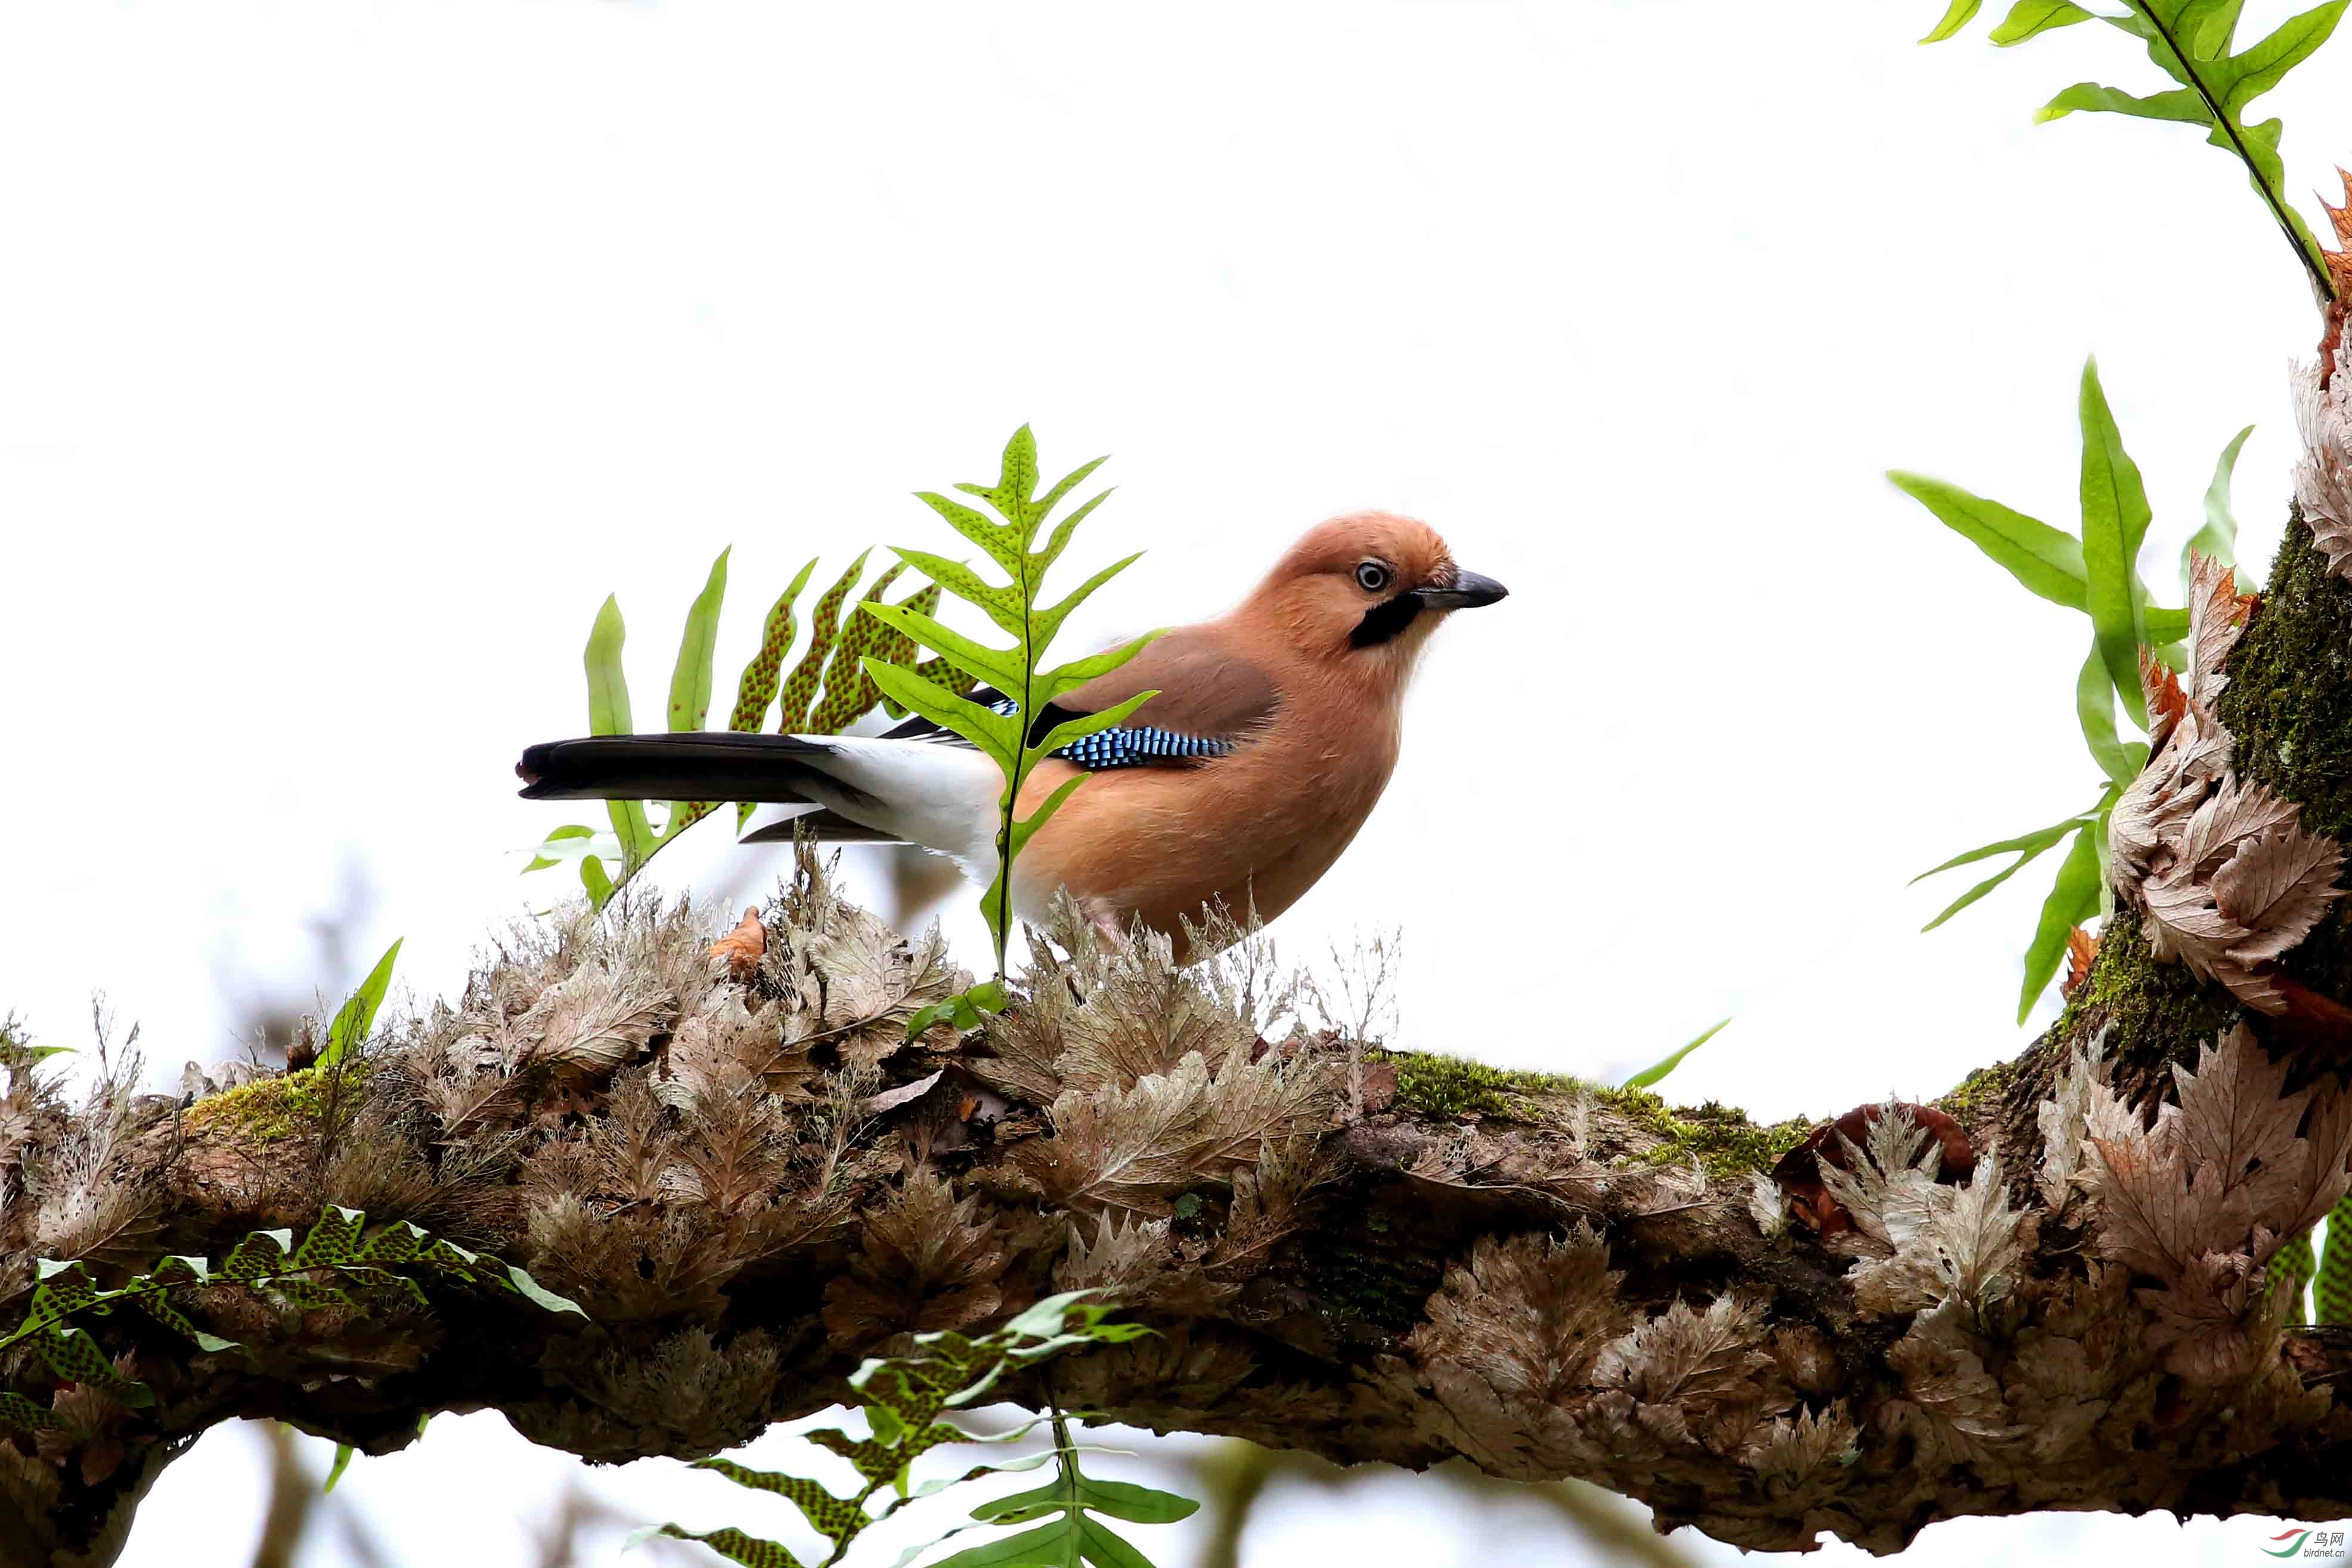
xmin=987 ymin=698 xmax=1235 ymax=770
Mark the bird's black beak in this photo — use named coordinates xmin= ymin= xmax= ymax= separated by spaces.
xmin=1413 ymin=569 xmax=1508 ymax=611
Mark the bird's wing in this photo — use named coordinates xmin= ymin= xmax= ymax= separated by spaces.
xmin=881 ymin=625 xmax=1279 ymax=766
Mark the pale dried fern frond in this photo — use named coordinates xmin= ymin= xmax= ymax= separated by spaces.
xmin=1408 ymin=1224 xmax=1632 ymax=1406
xmin=1850 ymin=1149 xmax=2031 ymax=1327
xmin=2294 ymin=312 xmax=2352 ymax=579
xmin=1816 ymin=1100 xmax=1944 ymax=1251
xmin=2037 ymin=1028 xmax=2113 ymax=1214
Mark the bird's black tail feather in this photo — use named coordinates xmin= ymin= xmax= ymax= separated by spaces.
xmin=516 ymin=733 xmax=838 ymax=804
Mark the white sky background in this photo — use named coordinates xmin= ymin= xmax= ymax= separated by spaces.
xmin=2 ymin=1 xmax=2348 ymax=1563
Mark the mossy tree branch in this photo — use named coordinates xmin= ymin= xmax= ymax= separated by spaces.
xmin=9 ymin=497 xmax=2352 ymax=1566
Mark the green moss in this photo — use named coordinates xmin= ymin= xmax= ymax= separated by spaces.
xmin=1372 ymin=1049 xmax=1585 ymax=1121
xmin=2050 ymin=903 xmax=2240 ymax=1073
xmin=184 ymin=1063 xmax=366 ymax=1142
xmin=1369 ymin=1051 xmax=1809 ymax=1179
xmin=1936 ymin=1060 xmax=2015 ymax=1125
xmin=2213 ymin=513 xmax=2352 ymax=1000
xmin=1591 ymin=1088 xmax=1813 ymax=1179
xmin=2217 ymin=512 xmax=2352 ymax=845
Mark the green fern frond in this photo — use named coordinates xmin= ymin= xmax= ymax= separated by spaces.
xmin=861 ymin=426 xmax=1162 ymax=994
xmin=0 ymin=1209 xmax=581 ymax=1433
xmin=1922 ymin=1 xmax=2346 ymax=298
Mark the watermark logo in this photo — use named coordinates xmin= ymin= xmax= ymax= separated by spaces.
xmin=2266 ymin=1527 xmax=2351 ymax=1560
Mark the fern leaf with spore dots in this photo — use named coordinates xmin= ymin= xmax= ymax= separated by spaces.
xmin=0 ymin=1210 xmax=582 ymax=1430
xmin=2319 ymin=1195 xmax=2352 ymax=1323
xmin=779 ymin=551 xmax=874 ymax=732
xmin=2274 ymin=1226 xmax=2317 ymax=1324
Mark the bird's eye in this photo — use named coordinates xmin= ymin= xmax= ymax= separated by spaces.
xmin=1355 ymin=561 xmax=1392 ymax=593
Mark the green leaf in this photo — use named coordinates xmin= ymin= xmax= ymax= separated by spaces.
xmin=917 ymin=492 xmax=1028 ymax=578
xmin=905 ymin=981 xmax=1011 ymax=1041
xmin=891 ymin=431 xmax=1157 ymax=985
xmin=890 ymin=547 xmax=1028 ymax=639
xmin=646 ymin=1524 xmax=809 ymax=1568
xmin=1077 ymin=1518 xmax=1163 ymax=1568
xmin=1028 ymin=552 xmax=1144 ymax=659
xmin=1032 ymin=491 xmax=1114 ymax=582
xmin=2029 ymin=0 xmax=2347 ymax=296
xmin=1886 ymin=472 xmax=2086 ymax=609
xmin=1921 ymin=0 xmax=1983 ymax=42
xmin=2184 ymin=423 xmax=2254 ymax=598
xmin=320 ymin=938 xmax=402 ymax=1071
xmin=1992 ymin=0 xmax=2094 ymax=44
xmin=2019 ymin=820 xmax=2105 ymax=1022
xmin=585 ymin=593 xmax=634 ymax=736
xmin=1620 ymin=1018 xmax=1732 ymax=1090
xmin=1040 ymin=633 xmax=1167 ymax=705
xmin=730 ymin=557 xmax=819 ymax=746
xmin=1913 ymin=810 xmax=2097 ymax=932
xmin=862 ymin=602 xmax=1027 ymax=698
xmin=2038 ymin=80 xmax=2207 ymax=123
xmin=0 ymin=1393 xmax=62 ymax=1434
xmin=584 ymin=594 xmax=656 ymax=870
xmin=689 ymin=1457 xmax=871 ymax=1547
xmin=2075 ymin=642 xmax=2147 ymax=789
xmin=521 ymin=823 xmax=602 ymax=875
xmin=863 ymin=659 xmax=1022 ymax=773
xmin=324 ymin=1443 xmax=355 ymax=1493
xmin=2317 ymin=1192 xmax=2352 ymax=1323
xmin=580 ymin=854 xmax=615 ymax=909
xmin=974 ymin=1474 xmax=1200 ymax=1528
xmin=1002 ymin=1291 xmax=1104 ymax=1341
xmin=669 ymin=547 xmax=732 ymax=733
xmin=2076 ymin=358 xmax=2153 ymax=730
xmin=779 ymin=552 xmax=874 ymax=732
xmin=1034 ymin=456 xmax=1110 ymax=529
xmin=925 ymin=1520 xmax=1076 ymax=1568
xmin=500 ymin=1262 xmax=587 ymax=1317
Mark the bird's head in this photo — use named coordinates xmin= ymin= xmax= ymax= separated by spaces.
xmin=1247 ymin=511 xmax=1507 ymax=677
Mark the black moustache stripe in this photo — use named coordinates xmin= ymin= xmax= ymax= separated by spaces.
xmin=1350 ymin=593 xmax=1424 ymax=648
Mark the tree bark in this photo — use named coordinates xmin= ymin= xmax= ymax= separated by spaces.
xmin=8 ymin=509 xmax=2352 ymax=1566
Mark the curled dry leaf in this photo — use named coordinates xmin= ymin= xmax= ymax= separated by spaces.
xmin=1770 ymin=1102 xmax=1973 ymax=1237
xmin=2060 ymin=927 xmax=2099 ymax=1001
xmin=708 ymin=907 xmax=766 ymax=981
xmin=2140 ymin=648 xmax=2187 ymax=754
xmin=859 ymin=1069 xmax=944 ymax=1118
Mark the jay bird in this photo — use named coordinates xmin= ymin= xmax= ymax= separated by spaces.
xmin=516 ymin=513 xmax=1506 ymax=957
